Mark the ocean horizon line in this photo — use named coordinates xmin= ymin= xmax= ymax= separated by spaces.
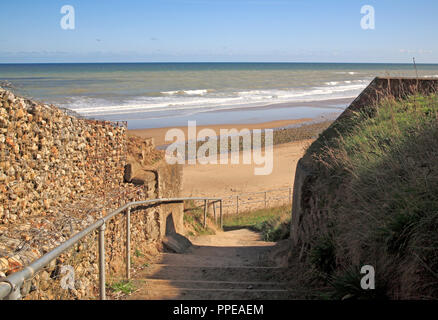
xmin=2 ymin=61 xmax=438 ymax=65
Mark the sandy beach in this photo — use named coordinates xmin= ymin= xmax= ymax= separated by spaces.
xmin=128 ymin=118 xmax=313 ymax=146
xmin=181 ymin=139 xmax=313 ymax=199
xmin=128 ymin=119 xmax=314 ymax=202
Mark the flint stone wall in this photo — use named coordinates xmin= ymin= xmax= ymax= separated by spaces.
xmin=0 ymin=88 xmax=183 ymax=299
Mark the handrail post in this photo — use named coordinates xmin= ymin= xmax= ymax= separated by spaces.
xmin=203 ymin=200 xmax=207 ymax=228
xmin=126 ymin=207 xmax=131 ymax=280
xmin=98 ymin=222 xmax=106 ymax=300
xmin=213 ymin=201 xmax=217 ymax=223
xmin=220 ymin=200 xmax=223 ymax=229
xmin=236 ymin=196 xmax=239 ymax=215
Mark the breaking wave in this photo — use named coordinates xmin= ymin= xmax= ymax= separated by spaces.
xmin=66 ymin=80 xmax=371 ymax=117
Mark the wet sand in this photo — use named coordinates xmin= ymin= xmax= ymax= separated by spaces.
xmin=128 ymin=118 xmax=313 ymax=146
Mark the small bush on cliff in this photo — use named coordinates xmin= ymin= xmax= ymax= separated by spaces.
xmin=307 ymin=93 xmax=438 ymax=299
xmin=309 ymin=236 xmax=336 ymax=276
xmin=327 ymin=265 xmax=388 ymax=300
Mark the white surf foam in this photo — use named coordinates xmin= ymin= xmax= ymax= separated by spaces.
xmin=161 ymin=89 xmax=210 ymax=96
xmin=334 ymin=71 xmax=360 ymax=75
xmin=67 ymin=80 xmax=371 ymax=117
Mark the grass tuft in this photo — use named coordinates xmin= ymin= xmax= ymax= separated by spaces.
xmin=108 ymin=280 xmax=136 ymax=295
xmin=309 ymin=236 xmax=336 ymax=276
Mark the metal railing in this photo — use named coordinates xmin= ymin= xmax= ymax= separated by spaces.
xmin=0 ymin=197 xmax=222 ymax=301
xmin=189 ymin=198 xmax=224 ymax=229
xmin=220 ymin=187 xmax=292 ymax=214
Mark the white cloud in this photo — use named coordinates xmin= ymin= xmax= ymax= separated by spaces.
xmin=399 ymin=48 xmax=433 ymax=55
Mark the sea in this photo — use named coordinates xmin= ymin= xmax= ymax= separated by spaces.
xmin=1 ymin=62 xmax=438 ymax=129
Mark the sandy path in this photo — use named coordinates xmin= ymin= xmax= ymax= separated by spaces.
xmin=126 ymin=229 xmax=294 ymax=300
xmin=182 ymin=139 xmax=313 ymax=198
xmin=123 ymin=135 xmax=311 ymax=300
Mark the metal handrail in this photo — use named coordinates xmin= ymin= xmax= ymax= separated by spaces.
xmin=0 ymin=197 xmax=222 ymax=301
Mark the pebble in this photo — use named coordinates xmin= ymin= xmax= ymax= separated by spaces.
xmin=0 ymin=88 xmax=172 ymax=300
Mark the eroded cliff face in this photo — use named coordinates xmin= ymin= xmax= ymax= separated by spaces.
xmin=291 ymin=77 xmax=438 ymax=253
xmin=290 ymin=77 xmax=438 ymax=299
xmin=0 ymin=88 xmax=183 ymax=299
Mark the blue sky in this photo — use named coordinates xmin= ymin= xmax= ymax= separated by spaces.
xmin=1 ymin=0 xmax=438 ymax=63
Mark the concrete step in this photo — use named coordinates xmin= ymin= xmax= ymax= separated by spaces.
xmin=186 ymin=245 xmax=275 ymax=259
xmin=156 ymin=253 xmax=271 ymax=267
xmin=132 ymin=278 xmax=290 ymax=290
xmin=128 ymin=285 xmax=295 ymax=300
xmin=124 ymin=229 xmax=292 ymax=300
xmin=138 ymin=264 xmax=289 ymax=282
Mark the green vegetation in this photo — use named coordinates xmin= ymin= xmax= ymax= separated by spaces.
xmin=134 ymin=248 xmax=144 ymax=258
xmin=223 ymin=206 xmax=290 ymax=242
xmin=183 ymin=201 xmax=216 ymax=236
xmin=304 ymin=93 xmax=438 ymax=299
xmin=130 ymin=248 xmax=145 ymax=267
xmin=309 ymin=236 xmax=336 ymax=276
xmin=327 ymin=266 xmax=388 ymax=300
xmin=108 ymin=280 xmax=136 ymax=295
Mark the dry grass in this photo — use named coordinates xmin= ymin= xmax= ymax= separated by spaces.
xmin=183 ymin=201 xmax=217 ymax=237
xmin=301 ymin=93 xmax=438 ymax=299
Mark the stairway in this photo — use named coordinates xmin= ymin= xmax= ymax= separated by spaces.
xmin=126 ymin=229 xmax=294 ymax=300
